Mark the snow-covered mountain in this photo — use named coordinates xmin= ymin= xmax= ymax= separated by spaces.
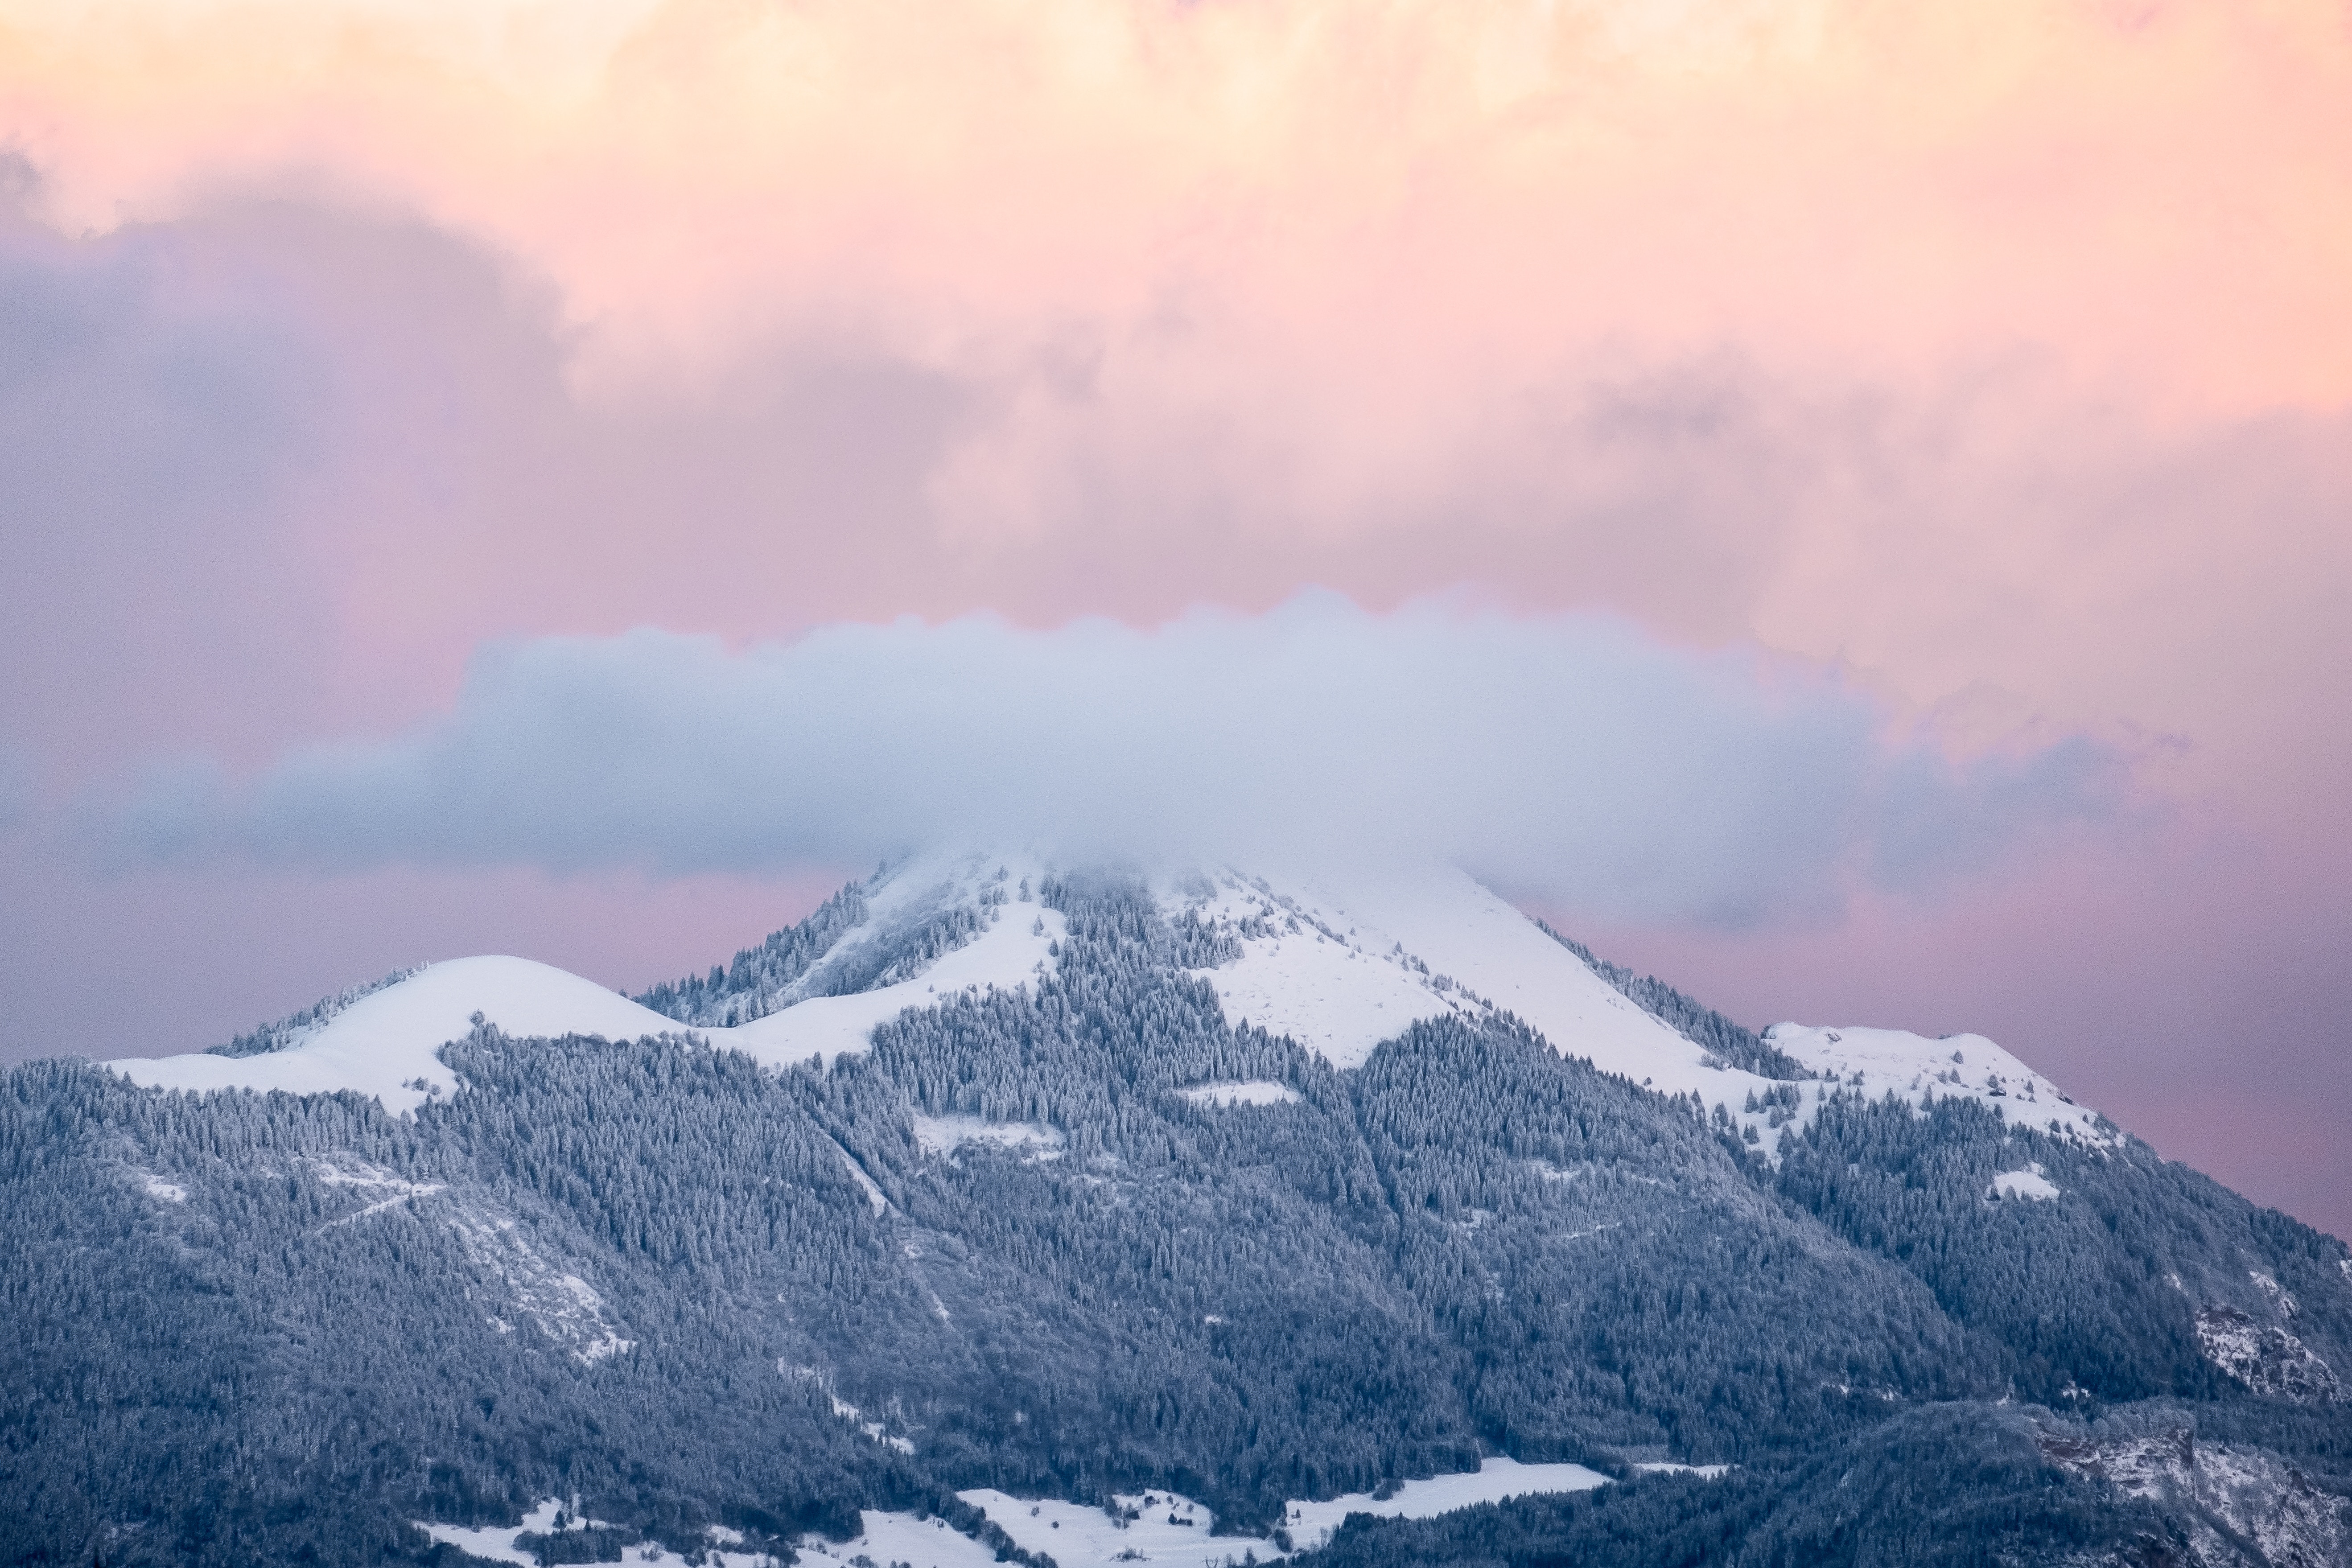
xmin=11 ymin=853 xmax=2348 ymax=1568
xmin=108 ymin=850 xmax=2109 ymax=1153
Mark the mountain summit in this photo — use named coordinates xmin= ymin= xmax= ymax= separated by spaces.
xmin=11 ymin=854 xmax=2349 ymax=1568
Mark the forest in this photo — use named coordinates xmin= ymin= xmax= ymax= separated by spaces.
xmin=5 ymin=873 xmax=2347 ymax=1566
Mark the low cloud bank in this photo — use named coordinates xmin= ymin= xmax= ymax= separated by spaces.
xmin=110 ymin=595 xmax=2128 ymax=923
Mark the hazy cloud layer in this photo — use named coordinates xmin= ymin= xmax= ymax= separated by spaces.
xmin=113 ymin=597 xmax=2125 ymax=923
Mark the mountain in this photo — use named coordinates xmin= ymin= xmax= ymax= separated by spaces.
xmin=6 ymin=853 xmax=2348 ymax=1568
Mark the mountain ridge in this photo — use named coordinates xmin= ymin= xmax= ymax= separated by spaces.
xmin=113 ymin=852 xmax=2112 ymax=1157
xmin=11 ymin=853 xmax=2347 ymax=1568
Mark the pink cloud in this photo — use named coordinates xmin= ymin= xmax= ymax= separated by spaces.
xmin=0 ymin=0 xmax=2347 ymax=1235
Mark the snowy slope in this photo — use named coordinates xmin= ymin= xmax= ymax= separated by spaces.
xmin=108 ymin=956 xmax=682 ymax=1116
xmin=1167 ymin=864 xmax=1793 ymax=1110
xmin=1766 ymin=1024 xmax=2113 ymax=1145
xmin=1162 ymin=864 xmax=2111 ymax=1156
xmin=724 ymin=891 xmax=1063 ymax=1069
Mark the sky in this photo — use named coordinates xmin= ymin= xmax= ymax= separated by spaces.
xmin=2 ymin=0 xmax=2348 ymax=1232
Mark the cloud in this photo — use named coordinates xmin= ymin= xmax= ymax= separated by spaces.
xmin=0 ymin=162 xmax=337 ymax=770
xmin=0 ymin=743 xmax=29 ymax=840
xmin=107 ymin=594 xmax=2129 ymax=923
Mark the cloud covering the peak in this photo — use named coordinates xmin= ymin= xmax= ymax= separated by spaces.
xmin=111 ymin=597 xmax=2125 ymax=922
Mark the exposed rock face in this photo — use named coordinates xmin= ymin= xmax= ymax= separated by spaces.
xmin=2197 ymin=1305 xmax=2344 ymax=1404
xmin=2039 ymin=1427 xmax=2352 ymax=1568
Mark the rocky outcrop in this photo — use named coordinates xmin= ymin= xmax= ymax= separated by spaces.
xmin=2197 ymin=1305 xmax=2343 ymax=1404
xmin=2039 ymin=1425 xmax=2351 ymax=1567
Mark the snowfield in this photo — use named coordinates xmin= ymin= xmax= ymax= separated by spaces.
xmin=138 ymin=1172 xmax=187 ymax=1203
xmin=1990 ymin=1164 xmax=2062 ymax=1202
xmin=1277 ymin=1457 xmax=1614 ymax=1551
xmin=964 ymin=1488 xmax=1255 ymax=1568
xmin=424 ymin=1464 xmax=1648 ymax=1564
xmin=420 ymin=1500 xmax=1005 ymax=1568
xmin=964 ymin=1461 xmax=1624 ymax=1566
xmin=797 ymin=1510 xmax=1005 ymax=1568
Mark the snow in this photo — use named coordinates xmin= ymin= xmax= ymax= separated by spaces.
xmin=311 ymin=1159 xmax=447 ymax=1226
xmin=782 ymin=1367 xmax=920 ymax=1452
xmin=1767 ymin=1025 xmax=2111 ymax=1145
xmin=912 ymin=1113 xmax=1063 ymax=1160
xmin=104 ymin=859 xmax=1066 ymax=1116
xmin=1170 ymin=865 xmax=1755 ymax=1093
xmin=1167 ymin=864 xmax=1817 ymax=1151
xmin=416 ymin=1514 xmax=539 ymax=1567
xmin=2041 ymin=1431 xmax=2352 ymax=1565
xmin=724 ymin=892 xmax=1065 ymax=1070
xmin=418 ymin=1500 xmax=787 ymax=1568
xmin=1990 ymin=1163 xmax=2062 ymax=1202
xmin=447 ymin=1207 xmax=633 ymax=1362
xmin=2249 ymin=1270 xmax=2300 ymax=1316
xmin=965 ymin=1464 xmax=1626 ymax=1564
xmin=1166 ymin=865 xmax=2105 ymax=1164
xmin=1198 ymin=914 xmax=1468 ymax=1070
xmin=2195 ymin=1306 xmax=2343 ymax=1402
xmin=107 ymin=955 xmax=685 ymax=1116
xmin=427 ymin=1465 xmax=1617 ymax=1568
xmin=139 ymin=1173 xmax=186 ymax=1203
xmin=418 ymin=1501 xmax=621 ymax=1568
xmin=103 ymin=852 xmax=2097 ymax=1181
xmin=1177 ymin=1080 xmax=1301 ymax=1107
xmin=1278 ymin=1458 xmax=1613 ymax=1551
xmin=796 ymin=1510 xmax=1006 ymax=1568
xmin=964 ymin=1488 xmax=1265 ymax=1568
xmin=828 ymin=1139 xmax=891 ymax=1213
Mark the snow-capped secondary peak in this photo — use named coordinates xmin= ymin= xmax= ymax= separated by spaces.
xmin=107 ymin=851 xmax=1067 ymax=1115
xmin=107 ymin=956 xmax=683 ymax=1115
xmin=1166 ymin=863 xmax=1739 ymax=1087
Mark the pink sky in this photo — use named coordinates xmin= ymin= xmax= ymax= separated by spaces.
xmin=1 ymin=0 xmax=2348 ymax=1231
